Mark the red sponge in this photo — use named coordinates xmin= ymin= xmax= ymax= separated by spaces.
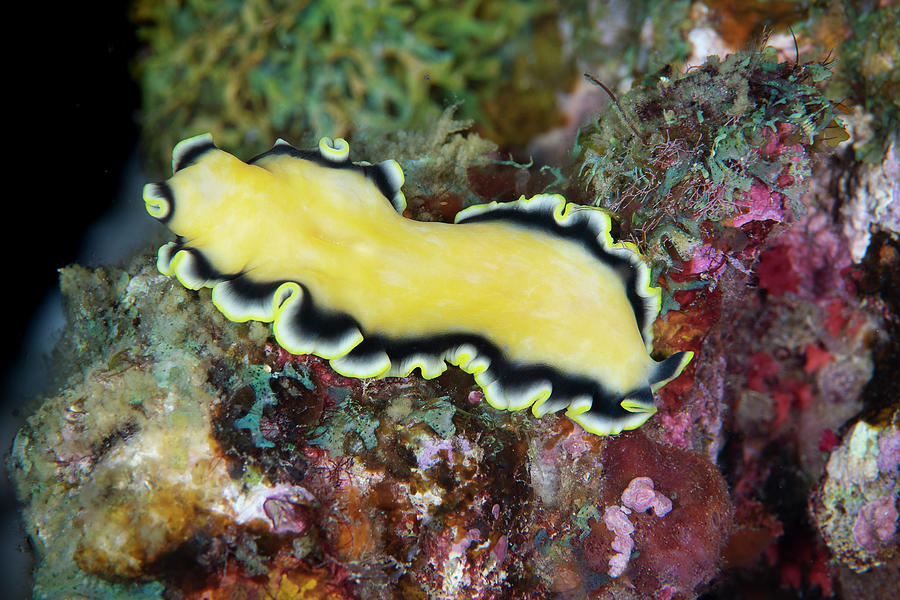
xmin=583 ymin=431 xmax=733 ymax=597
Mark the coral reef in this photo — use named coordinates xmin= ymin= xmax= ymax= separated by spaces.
xmin=575 ymin=46 xmax=854 ymax=474
xmin=9 ymin=2 xmax=900 ymax=599
xmin=10 ymin=257 xmax=733 ymax=599
xmin=601 ymin=476 xmax=676 ymax=578
xmin=8 ymin=111 xmax=736 ymax=598
xmin=807 ymin=1 xmax=900 ymax=164
xmin=571 ymin=22 xmax=898 ymax=600
xmin=578 ymin=46 xmax=838 ymax=285
xmin=811 ymin=410 xmax=899 ymax=572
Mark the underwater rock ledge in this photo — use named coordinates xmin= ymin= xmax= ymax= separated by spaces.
xmin=10 ymin=260 xmax=732 ymax=599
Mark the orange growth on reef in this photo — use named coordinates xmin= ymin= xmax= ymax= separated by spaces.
xmin=703 ymin=0 xmax=808 ymax=48
xmin=327 ymin=484 xmax=379 ymax=563
xmin=654 ymin=289 xmax=722 ymax=356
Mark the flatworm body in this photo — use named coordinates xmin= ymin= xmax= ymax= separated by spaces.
xmin=144 ymin=134 xmax=692 ymax=435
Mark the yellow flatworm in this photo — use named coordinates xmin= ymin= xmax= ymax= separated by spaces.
xmin=144 ymin=134 xmax=692 ymax=435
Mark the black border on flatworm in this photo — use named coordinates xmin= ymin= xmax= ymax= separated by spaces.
xmin=156 ymin=139 xmax=672 ymax=425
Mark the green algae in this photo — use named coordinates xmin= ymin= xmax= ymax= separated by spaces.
xmin=422 ymin=397 xmax=457 ymax=438
xmin=577 ymin=46 xmax=838 ymax=304
xmin=308 ymin=390 xmax=380 ymax=455
xmin=574 ymin=503 xmax=603 ymax=540
xmin=133 ymin=0 xmax=557 ymax=174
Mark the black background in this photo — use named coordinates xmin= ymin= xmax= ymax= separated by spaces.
xmin=3 ymin=4 xmax=140 ymax=596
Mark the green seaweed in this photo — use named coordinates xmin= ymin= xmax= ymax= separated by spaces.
xmin=133 ymin=0 xmax=558 ymax=174
xmin=233 ymin=387 xmax=277 ymax=449
xmin=308 ymin=390 xmax=380 ymax=455
xmin=564 ymin=0 xmax=693 ymax=76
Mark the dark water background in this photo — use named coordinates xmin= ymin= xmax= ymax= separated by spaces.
xmin=3 ymin=5 xmax=140 ymax=597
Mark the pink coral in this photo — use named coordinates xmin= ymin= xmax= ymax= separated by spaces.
xmin=621 ymin=476 xmax=673 ymax=517
xmin=877 ymin=429 xmax=900 ymax=473
xmin=601 ymin=477 xmax=678 ymax=579
xmin=852 ymin=496 xmax=899 ymax=551
xmin=603 ymin=505 xmax=635 ymax=537
xmin=611 ymin=534 xmax=635 ymax=555
xmin=603 ymin=505 xmax=636 ymax=578
xmin=651 ymin=494 xmax=673 ymax=518
xmin=622 ymin=478 xmax=656 ymax=512
xmin=608 ymin=552 xmax=630 ymax=578
xmin=732 ymin=181 xmax=788 ymax=227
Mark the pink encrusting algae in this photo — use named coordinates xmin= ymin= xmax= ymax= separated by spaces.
xmin=852 ymin=496 xmax=899 ymax=551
